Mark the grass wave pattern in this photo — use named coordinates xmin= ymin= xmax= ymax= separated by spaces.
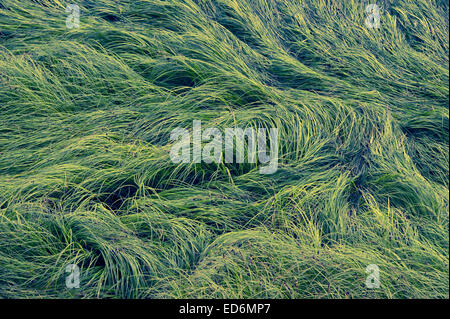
xmin=0 ymin=0 xmax=448 ymax=298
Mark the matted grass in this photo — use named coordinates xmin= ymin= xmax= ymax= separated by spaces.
xmin=0 ymin=0 xmax=448 ymax=298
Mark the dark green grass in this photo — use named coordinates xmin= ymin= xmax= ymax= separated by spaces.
xmin=0 ymin=0 xmax=448 ymax=298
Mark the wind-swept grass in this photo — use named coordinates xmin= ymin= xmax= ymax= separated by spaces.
xmin=0 ymin=0 xmax=448 ymax=298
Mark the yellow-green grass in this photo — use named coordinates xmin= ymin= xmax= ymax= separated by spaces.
xmin=0 ymin=0 xmax=448 ymax=298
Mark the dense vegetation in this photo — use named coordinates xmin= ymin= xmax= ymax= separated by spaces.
xmin=0 ymin=0 xmax=448 ymax=298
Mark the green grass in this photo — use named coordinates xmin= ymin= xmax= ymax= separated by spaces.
xmin=0 ymin=0 xmax=448 ymax=298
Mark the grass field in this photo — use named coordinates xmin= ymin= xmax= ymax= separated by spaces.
xmin=0 ymin=0 xmax=448 ymax=298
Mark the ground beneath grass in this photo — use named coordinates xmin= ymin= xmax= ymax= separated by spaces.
xmin=0 ymin=0 xmax=448 ymax=298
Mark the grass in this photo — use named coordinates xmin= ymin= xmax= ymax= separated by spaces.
xmin=0 ymin=0 xmax=448 ymax=298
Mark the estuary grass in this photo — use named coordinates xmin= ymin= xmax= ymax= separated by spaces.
xmin=0 ymin=0 xmax=448 ymax=298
